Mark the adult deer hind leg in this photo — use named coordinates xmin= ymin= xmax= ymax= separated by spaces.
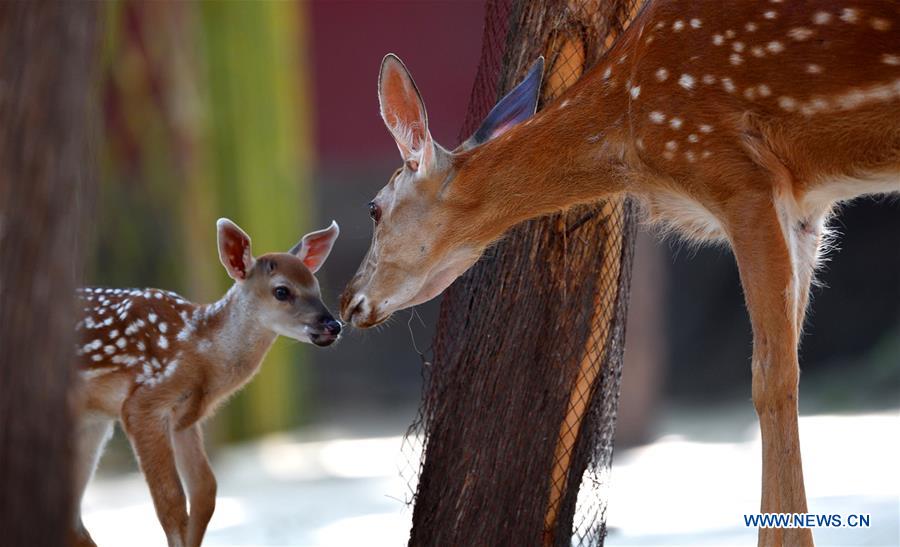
xmin=725 ymin=183 xmax=820 ymax=547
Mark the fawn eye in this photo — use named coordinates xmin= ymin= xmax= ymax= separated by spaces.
xmin=368 ymin=201 xmax=382 ymax=223
xmin=273 ymin=286 xmax=291 ymax=301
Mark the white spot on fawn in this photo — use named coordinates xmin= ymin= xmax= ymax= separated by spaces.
xmin=788 ymin=27 xmax=814 ymax=41
xmin=881 ymin=54 xmax=900 ymax=66
xmin=751 ymin=46 xmax=766 ymax=57
xmin=655 ymin=68 xmax=669 ymax=81
xmin=649 ymin=111 xmax=666 ymax=124
xmin=669 ymin=117 xmax=683 ymax=129
xmin=158 ymin=336 xmax=169 ymax=350
xmin=630 ymin=86 xmax=641 ymax=99
xmin=806 ymin=64 xmax=823 ymax=74
xmin=725 ymin=29 xmax=736 ymax=39
xmin=745 ymin=22 xmax=758 ymax=32
xmin=116 ymin=337 xmax=127 ymax=349
xmin=778 ymin=96 xmax=798 ymax=111
xmin=870 ymin=18 xmax=891 ymax=31
xmin=699 ymin=124 xmax=713 ymax=133
xmin=148 ymin=313 xmax=157 ymax=324
xmin=730 ymin=53 xmax=744 ymax=65
xmin=688 ymin=134 xmax=699 ymax=143
xmin=766 ymin=41 xmax=785 ymax=54
xmin=159 ymin=322 xmax=168 ymax=333
xmin=757 ymin=84 xmax=771 ymax=97
xmin=839 ymin=8 xmax=859 ymax=24
xmin=678 ymin=74 xmax=696 ymax=90
xmin=763 ymin=10 xmax=778 ymax=20
xmin=690 ymin=18 xmax=702 ymax=29
xmin=702 ymin=74 xmax=716 ymax=85
xmin=813 ymin=11 xmax=832 ymax=25
xmin=732 ymin=41 xmax=745 ymax=52
xmin=665 ymin=141 xmax=678 ymax=151
xmin=712 ymin=34 xmax=724 ymax=46
xmin=721 ymin=78 xmax=736 ymax=93
xmin=673 ymin=20 xmax=684 ymax=31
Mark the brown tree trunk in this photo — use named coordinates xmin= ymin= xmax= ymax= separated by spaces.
xmin=0 ymin=3 xmax=97 ymax=546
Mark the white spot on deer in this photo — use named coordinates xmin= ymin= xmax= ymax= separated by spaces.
xmin=158 ymin=336 xmax=169 ymax=350
xmin=649 ymin=111 xmax=666 ymax=124
xmin=116 ymin=337 xmax=127 ymax=349
xmin=758 ymin=84 xmax=771 ymax=97
xmin=725 ymin=29 xmax=736 ymax=39
xmin=806 ymin=64 xmax=823 ymax=74
xmin=744 ymin=87 xmax=757 ymax=100
xmin=699 ymin=124 xmax=714 ymax=133
xmin=103 ymin=317 xmax=113 ymax=327
xmin=109 ymin=329 xmax=119 ymax=338
xmin=673 ymin=20 xmax=684 ymax=31
xmin=688 ymin=134 xmax=699 ymax=143
xmin=763 ymin=10 xmax=778 ymax=20
xmin=870 ymin=17 xmax=891 ymax=31
xmin=104 ymin=345 xmax=116 ymax=355
xmin=745 ymin=22 xmax=758 ymax=32
xmin=154 ymin=292 xmax=163 ymax=300
xmin=159 ymin=322 xmax=168 ymax=334
xmin=678 ymin=74 xmax=696 ymax=89
xmin=690 ymin=18 xmax=702 ymax=29
xmin=148 ymin=313 xmax=157 ymax=324
xmin=840 ymin=8 xmax=859 ymax=24
xmin=630 ymin=86 xmax=641 ymax=99
xmin=701 ymin=150 xmax=713 ymax=159
xmin=602 ymin=67 xmax=612 ymax=80
xmin=92 ymin=354 xmax=103 ymax=362
xmin=751 ymin=46 xmax=766 ymax=57
xmin=702 ymin=74 xmax=715 ymax=85
xmin=813 ymin=11 xmax=832 ymax=25
xmin=685 ymin=151 xmax=697 ymax=162
xmin=787 ymin=27 xmax=814 ymax=41
xmin=778 ymin=96 xmax=798 ymax=111
xmin=730 ymin=54 xmax=744 ymax=65
xmin=665 ymin=141 xmax=678 ymax=151
xmin=137 ymin=340 xmax=146 ymax=352
xmin=655 ymin=68 xmax=669 ymax=81
xmin=881 ymin=54 xmax=900 ymax=66
xmin=721 ymin=78 xmax=736 ymax=93
xmin=669 ymin=117 xmax=683 ymax=129
xmin=732 ymin=41 xmax=745 ymax=52
xmin=712 ymin=34 xmax=724 ymax=45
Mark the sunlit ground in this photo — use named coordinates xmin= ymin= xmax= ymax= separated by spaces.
xmin=83 ymin=407 xmax=899 ymax=546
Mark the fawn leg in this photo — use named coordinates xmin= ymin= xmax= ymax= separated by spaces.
xmin=71 ymin=417 xmax=114 ymax=547
xmin=122 ymin=399 xmax=188 ymax=547
xmin=172 ymin=424 xmax=217 ymax=547
xmin=727 ymin=193 xmax=815 ymax=547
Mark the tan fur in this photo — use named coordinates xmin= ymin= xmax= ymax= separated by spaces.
xmin=72 ymin=221 xmax=340 ymax=547
xmin=344 ymin=3 xmax=900 ymax=546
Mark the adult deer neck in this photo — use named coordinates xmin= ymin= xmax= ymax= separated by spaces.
xmin=451 ymin=72 xmax=632 ymax=245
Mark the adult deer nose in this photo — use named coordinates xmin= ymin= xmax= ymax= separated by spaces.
xmin=340 ymin=293 xmax=366 ymax=325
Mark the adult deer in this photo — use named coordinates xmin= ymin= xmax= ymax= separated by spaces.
xmin=342 ymin=3 xmax=900 ymax=545
xmin=72 ymin=219 xmax=340 ymax=547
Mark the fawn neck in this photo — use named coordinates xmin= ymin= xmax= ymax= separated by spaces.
xmin=452 ymin=61 xmax=634 ymax=244
xmin=201 ymin=284 xmax=278 ymax=375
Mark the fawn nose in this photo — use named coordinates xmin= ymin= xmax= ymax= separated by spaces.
xmin=323 ymin=317 xmax=342 ymax=336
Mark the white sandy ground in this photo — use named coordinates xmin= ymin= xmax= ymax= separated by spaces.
xmin=83 ymin=407 xmax=900 ymax=546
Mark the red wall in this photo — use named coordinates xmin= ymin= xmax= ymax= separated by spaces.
xmin=309 ymin=1 xmax=486 ymax=163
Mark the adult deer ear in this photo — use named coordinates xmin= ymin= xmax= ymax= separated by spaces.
xmin=378 ymin=54 xmax=435 ymax=173
xmin=465 ymin=57 xmax=543 ymax=148
xmin=289 ymin=221 xmax=339 ymax=274
xmin=217 ymin=218 xmax=255 ymax=281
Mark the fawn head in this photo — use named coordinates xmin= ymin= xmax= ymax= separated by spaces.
xmin=341 ymin=54 xmax=543 ymax=327
xmin=218 ymin=218 xmax=342 ymax=346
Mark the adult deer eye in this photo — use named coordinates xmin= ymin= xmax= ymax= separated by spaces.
xmin=368 ymin=201 xmax=382 ymax=223
xmin=273 ymin=286 xmax=291 ymax=301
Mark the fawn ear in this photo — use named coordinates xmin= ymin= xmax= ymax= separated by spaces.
xmin=466 ymin=57 xmax=543 ymax=148
xmin=290 ymin=220 xmax=339 ymax=274
xmin=378 ymin=54 xmax=435 ymax=173
xmin=217 ymin=218 xmax=255 ymax=281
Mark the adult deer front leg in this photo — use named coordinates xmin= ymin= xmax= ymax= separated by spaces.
xmin=728 ymin=192 xmax=814 ymax=547
xmin=173 ymin=424 xmax=217 ymax=547
xmin=122 ymin=397 xmax=188 ymax=547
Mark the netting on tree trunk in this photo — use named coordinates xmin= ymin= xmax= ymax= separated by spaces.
xmin=401 ymin=0 xmax=642 ymax=545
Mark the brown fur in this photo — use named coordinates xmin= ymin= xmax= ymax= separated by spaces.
xmin=344 ymin=3 xmax=900 ymax=546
